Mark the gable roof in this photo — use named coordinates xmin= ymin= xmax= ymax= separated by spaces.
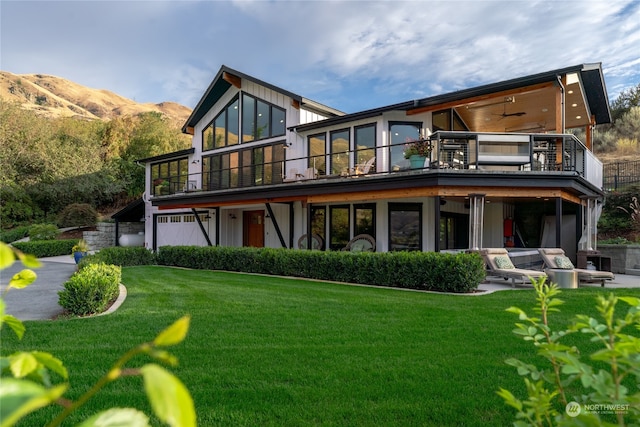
xmin=291 ymin=63 xmax=611 ymax=133
xmin=182 ymin=65 xmax=344 ymax=134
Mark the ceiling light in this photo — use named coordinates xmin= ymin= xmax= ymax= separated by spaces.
xmin=568 ymin=90 xmax=574 ymax=94
xmin=571 ymin=103 xmax=578 ymax=107
xmin=541 ymin=108 xmax=548 ymax=112
xmin=576 ymin=115 xmax=582 ymax=119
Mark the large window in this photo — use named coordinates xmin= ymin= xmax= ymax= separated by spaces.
xmin=151 ymin=158 xmax=188 ymax=195
xmin=203 ymin=94 xmax=286 ymax=151
xmin=389 ymin=122 xmax=421 ymax=171
xmin=203 ymin=97 xmax=239 ymax=151
xmin=330 ymin=129 xmax=349 ymax=175
xmin=203 ymin=143 xmax=284 ymax=190
xmin=433 ymin=109 xmax=467 ymax=132
xmin=388 ymin=203 xmax=422 ymax=251
xmin=241 ymin=93 xmax=286 ymax=143
xmin=329 ymin=205 xmax=350 ymax=250
xmin=311 ymin=206 xmax=326 ymax=250
xmin=354 ymin=204 xmax=375 ymax=237
xmin=354 ymin=124 xmax=376 ymax=167
xmin=440 ymin=212 xmax=469 ymax=250
xmin=308 ymin=133 xmax=326 ymax=175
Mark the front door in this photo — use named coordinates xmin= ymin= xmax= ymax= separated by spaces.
xmin=243 ymin=210 xmax=264 ymax=247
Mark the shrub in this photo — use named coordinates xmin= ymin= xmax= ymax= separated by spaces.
xmin=0 ymin=225 xmax=30 ymax=243
xmin=0 ymin=182 xmax=43 ymax=227
xmin=156 ymin=246 xmax=486 ymax=293
xmin=80 ymin=246 xmax=156 ymax=267
xmin=58 ymin=263 xmax=121 ymax=316
xmin=57 ymin=203 xmax=99 ymax=227
xmin=498 ymin=277 xmax=640 ymax=425
xmin=11 ymin=239 xmax=77 ymax=258
xmin=28 ymin=223 xmax=60 ymax=240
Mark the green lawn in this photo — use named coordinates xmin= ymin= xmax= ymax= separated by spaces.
xmin=3 ymin=266 xmax=638 ymax=426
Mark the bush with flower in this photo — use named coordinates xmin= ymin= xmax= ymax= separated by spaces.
xmin=403 ymin=138 xmax=432 ymax=159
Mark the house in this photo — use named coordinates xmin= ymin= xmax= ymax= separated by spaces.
xmin=140 ymin=63 xmax=611 ymax=262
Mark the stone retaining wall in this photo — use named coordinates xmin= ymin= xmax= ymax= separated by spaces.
xmin=83 ymin=222 xmax=144 ymax=251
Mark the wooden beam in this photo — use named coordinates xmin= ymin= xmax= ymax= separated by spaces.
xmin=407 ymin=82 xmax=555 ymax=115
xmin=222 ymin=71 xmax=241 ymax=89
xmin=157 ymin=186 xmax=583 ymax=210
xmin=185 ymin=126 xmax=195 ymax=136
xmin=291 ymin=99 xmax=300 ymax=110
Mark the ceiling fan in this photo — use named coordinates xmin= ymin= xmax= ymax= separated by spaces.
xmin=495 ymin=96 xmax=526 ymax=119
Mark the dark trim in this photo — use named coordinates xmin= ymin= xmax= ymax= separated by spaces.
xmin=192 ymin=208 xmax=213 ymax=246
xmin=265 ymin=203 xmax=287 ymax=248
xmin=111 ymin=198 xmax=144 ymax=221
xmin=152 ymin=171 xmax=604 ymax=209
xmin=183 ymin=65 xmax=342 ymax=133
xmin=215 ymin=207 xmax=220 ymax=246
xmin=434 ymin=196 xmax=441 ymax=252
xmin=289 ymin=202 xmax=294 ymax=249
xmin=138 ymin=148 xmax=195 ymax=164
xmin=555 ymin=198 xmax=563 ymax=248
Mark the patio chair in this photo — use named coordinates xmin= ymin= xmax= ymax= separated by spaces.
xmin=354 ymin=157 xmax=376 ymax=175
xmin=297 ymin=234 xmax=324 ymax=250
xmin=342 ymin=234 xmax=376 ymax=252
xmin=480 ymin=248 xmax=547 ymax=287
xmin=538 ymin=248 xmax=614 ymax=287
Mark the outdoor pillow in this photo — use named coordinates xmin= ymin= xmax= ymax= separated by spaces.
xmin=554 ymin=255 xmax=575 ymax=269
xmin=494 ymin=255 xmax=515 ymax=269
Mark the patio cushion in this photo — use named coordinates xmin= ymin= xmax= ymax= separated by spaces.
xmin=554 ymin=256 xmax=574 ymax=269
xmin=495 ymin=256 xmax=515 ymax=269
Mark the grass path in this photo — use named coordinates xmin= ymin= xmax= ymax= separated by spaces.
xmin=3 ymin=266 xmax=638 ymax=426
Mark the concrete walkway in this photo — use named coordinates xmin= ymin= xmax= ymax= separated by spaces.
xmin=2 ymin=256 xmax=76 ymax=321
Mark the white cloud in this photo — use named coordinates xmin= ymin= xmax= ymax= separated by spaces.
xmin=1 ymin=0 xmax=638 ymax=111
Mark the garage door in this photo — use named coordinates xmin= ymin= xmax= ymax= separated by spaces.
xmin=156 ymin=213 xmax=209 ymax=248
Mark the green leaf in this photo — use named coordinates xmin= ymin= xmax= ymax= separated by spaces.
xmin=140 ymin=364 xmax=196 ymax=427
xmin=32 ymin=351 xmax=68 ymax=380
xmin=9 ymin=269 xmax=38 ymax=289
xmin=149 ymin=349 xmax=178 ymax=367
xmin=15 ymin=252 xmax=42 ymax=269
xmin=76 ymin=408 xmax=150 ymax=427
xmin=0 ymin=243 xmax=16 ymax=270
xmin=618 ymin=296 xmax=640 ymax=307
xmin=9 ymin=352 xmax=38 ymax=378
xmin=153 ymin=316 xmax=190 ymax=347
xmin=2 ymin=314 xmax=26 ymax=340
xmin=0 ymin=378 xmax=67 ymax=427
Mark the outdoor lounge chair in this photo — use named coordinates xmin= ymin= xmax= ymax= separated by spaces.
xmin=538 ymin=248 xmax=614 ymax=287
xmin=480 ymin=248 xmax=547 ymax=287
xmin=342 ymin=234 xmax=376 ymax=252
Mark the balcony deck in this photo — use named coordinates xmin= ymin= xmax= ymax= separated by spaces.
xmin=151 ymin=131 xmax=603 ymax=200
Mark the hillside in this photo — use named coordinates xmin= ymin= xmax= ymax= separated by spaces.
xmin=0 ymin=71 xmax=191 ymax=124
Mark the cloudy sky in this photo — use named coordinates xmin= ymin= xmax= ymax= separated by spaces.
xmin=1 ymin=0 xmax=639 ymax=113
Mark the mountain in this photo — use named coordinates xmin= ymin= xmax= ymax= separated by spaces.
xmin=0 ymin=71 xmax=191 ymax=124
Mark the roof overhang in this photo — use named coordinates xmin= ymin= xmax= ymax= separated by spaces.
xmin=182 ymin=65 xmax=343 ymax=135
xmin=137 ymin=148 xmax=195 ymax=164
xmin=291 ymin=63 xmax=611 ymax=134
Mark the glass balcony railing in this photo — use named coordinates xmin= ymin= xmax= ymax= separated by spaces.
xmin=151 ymin=131 xmax=601 ymax=197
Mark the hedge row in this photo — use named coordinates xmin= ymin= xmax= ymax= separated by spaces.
xmin=58 ymin=263 xmax=121 ymax=316
xmin=11 ymin=239 xmax=78 ymax=258
xmin=80 ymin=246 xmax=157 ymax=267
xmin=156 ymin=246 xmax=486 ymax=293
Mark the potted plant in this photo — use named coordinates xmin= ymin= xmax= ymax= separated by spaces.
xmin=71 ymin=239 xmax=89 ymax=264
xmin=403 ymin=138 xmax=432 ymax=168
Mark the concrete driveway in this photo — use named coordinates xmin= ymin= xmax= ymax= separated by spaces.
xmin=1 ymin=257 xmax=76 ymax=321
